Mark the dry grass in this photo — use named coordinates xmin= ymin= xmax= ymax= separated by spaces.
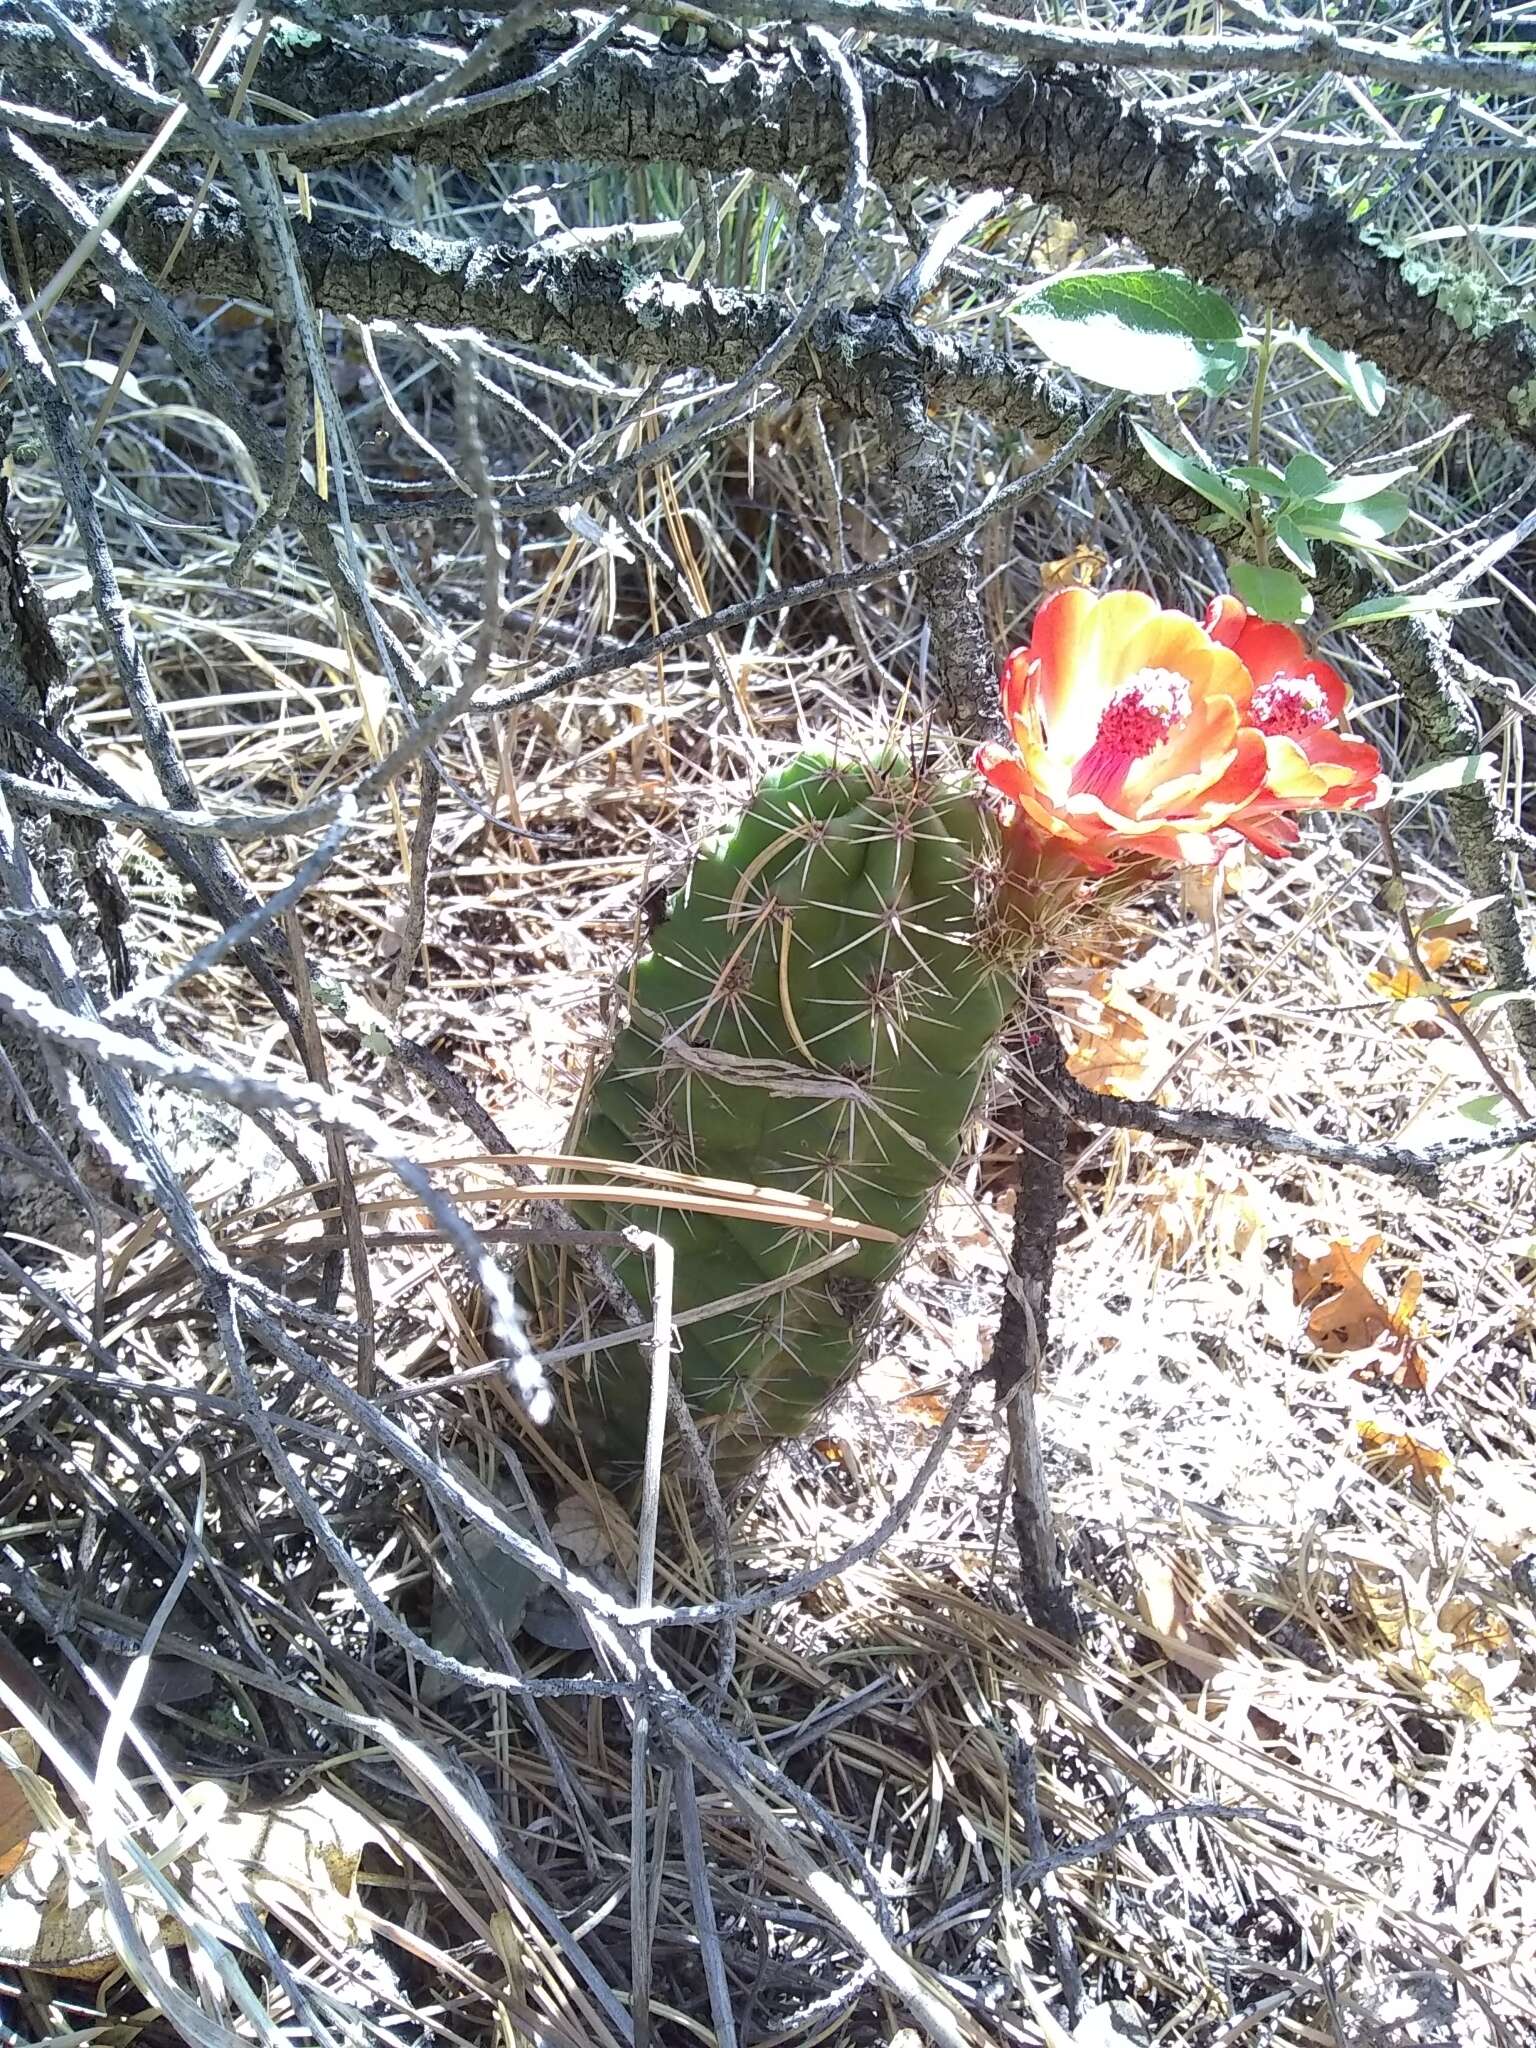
xmin=3 ymin=12 xmax=1536 ymax=2047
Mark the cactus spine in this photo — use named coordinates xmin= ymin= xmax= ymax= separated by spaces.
xmin=527 ymin=748 xmax=1020 ymax=1486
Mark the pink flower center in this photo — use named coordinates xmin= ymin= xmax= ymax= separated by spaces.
xmin=1250 ymin=675 xmax=1331 ymax=738
xmin=1072 ymin=668 xmax=1192 ymax=804
xmin=1094 ymin=668 xmax=1192 ymax=756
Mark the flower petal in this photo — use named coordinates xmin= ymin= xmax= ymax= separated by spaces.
xmin=1217 ymin=607 xmax=1349 ymax=719
xmin=1299 ymin=730 xmax=1387 ymax=808
xmin=1121 ymin=689 xmax=1239 ymax=813
xmin=1204 ymin=593 xmax=1247 ymax=648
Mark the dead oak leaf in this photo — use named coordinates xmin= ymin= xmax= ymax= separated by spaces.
xmin=1348 ymin=1563 xmax=1437 ymax=1681
xmin=1058 ymin=969 xmax=1173 ymax=1099
xmin=1443 ymin=1664 xmax=1493 ymax=1724
xmin=1356 ymin=1418 xmax=1453 ymax=1494
xmin=1292 ymin=1235 xmax=1428 ymax=1388
xmin=1368 ymin=936 xmax=1455 ymax=1005
xmin=1146 ymin=1163 xmax=1266 ymax=1272
xmin=894 ymin=1388 xmax=951 ymax=1427
xmin=1438 ymin=1595 xmax=1513 ymax=1657
xmin=1133 ymin=1553 xmax=1235 ymax=1685
xmin=1346 ymin=1567 xmax=1510 ymax=1722
xmin=1040 ymin=543 xmax=1108 ymax=594
xmin=0 ymin=1733 xmax=40 ymax=1884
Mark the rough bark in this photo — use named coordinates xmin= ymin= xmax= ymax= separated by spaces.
xmin=10 ymin=25 xmax=1534 ymax=451
xmin=868 ymin=376 xmax=1004 ymax=740
xmin=2 ymin=188 xmax=1215 ymax=532
xmin=992 ymin=1009 xmax=1078 ymax=1643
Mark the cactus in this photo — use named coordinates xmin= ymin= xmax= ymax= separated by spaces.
xmin=526 ymin=748 xmax=1020 ymax=1486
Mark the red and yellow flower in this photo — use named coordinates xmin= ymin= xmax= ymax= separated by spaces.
xmin=976 ymin=588 xmax=1383 ymax=871
xmin=1203 ymin=595 xmax=1386 ymax=855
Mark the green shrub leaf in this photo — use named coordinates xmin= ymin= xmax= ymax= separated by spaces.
xmin=1013 ymin=269 xmax=1244 ymax=395
xmin=1456 ymin=1093 xmax=1505 ymax=1126
xmin=1283 ymin=452 xmax=1333 ymax=498
xmin=1228 ymin=560 xmax=1311 ymax=623
xmin=1394 ymin=753 xmax=1489 ymax=799
xmin=1273 ymin=514 xmax=1316 ymax=573
xmin=1333 ymin=591 xmax=1493 ymax=627
xmin=1291 ymin=329 xmax=1388 ymax=414
xmin=1229 ymin=463 xmax=1288 ymax=495
xmin=1313 ymin=465 xmax=1416 ymax=504
xmin=1132 ymin=423 xmax=1248 ymax=517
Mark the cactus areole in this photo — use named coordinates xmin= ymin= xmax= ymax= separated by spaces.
xmin=526 ymin=749 xmax=1022 ymax=1487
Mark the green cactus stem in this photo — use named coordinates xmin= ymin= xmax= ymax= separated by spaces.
xmin=525 ymin=747 xmax=1022 ymax=1487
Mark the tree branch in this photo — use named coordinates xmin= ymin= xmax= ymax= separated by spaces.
xmin=992 ymin=1005 xmax=1079 ymax=1643
xmin=0 ymin=186 xmax=1218 ymax=526
xmin=868 ymin=373 xmax=1007 ymax=739
xmin=14 ymin=24 xmax=1535 ymax=452
xmin=711 ymin=0 xmax=1536 ymax=100
xmin=1059 ymin=1074 xmax=1536 ymax=1196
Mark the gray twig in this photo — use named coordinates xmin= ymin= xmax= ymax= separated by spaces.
xmin=1061 ymin=1073 xmax=1536 ymax=1191
xmin=705 ymin=0 xmax=1536 ymax=97
xmin=672 ymin=1759 xmax=740 ymax=2048
xmin=0 ymin=262 xmax=264 ymax=953
xmin=0 ymin=963 xmax=550 ymax=1422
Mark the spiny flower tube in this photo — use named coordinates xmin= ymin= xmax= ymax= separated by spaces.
xmin=976 ymin=588 xmax=1384 ymax=875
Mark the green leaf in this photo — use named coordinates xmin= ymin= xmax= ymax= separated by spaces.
xmin=1132 ymin=422 xmax=1248 ymax=518
xmin=1228 ymin=559 xmax=1311 ymax=624
xmin=1228 ymin=463 xmax=1288 ymax=495
xmin=1282 ymin=451 xmax=1333 ymax=498
xmin=1199 ymin=349 xmax=1247 ymax=397
xmin=1455 ymin=1093 xmax=1506 ymax=1126
xmin=1291 ymin=498 xmax=1411 ymax=558
xmin=1312 ymin=465 xmax=1416 ymax=504
xmin=1333 ymin=591 xmax=1494 ymax=628
xmin=1394 ymin=753 xmax=1489 ymax=799
xmin=1291 ymin=328 xmax=1388 ymax=415
xmin=1459 ymin=986 xmax=1536 ymax=1015
xmin=1418 ymin=894 xmax=1504 ymax=932
xmin=1334 ymin=490 xmax=1412 ymax=541
xmin=1013 ymin=268 xmax=1244 ymax=395
xmin=1273 ymin=513 xmax=1316 ymax=573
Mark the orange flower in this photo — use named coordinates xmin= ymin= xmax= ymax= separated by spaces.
xmin=1203 ymin=596 xmax=1386 ymax=855
xmin=976 ymin=589 xmax=1386 ymax=872
xmin=975 ymin=588 xmax=1268 ymax=870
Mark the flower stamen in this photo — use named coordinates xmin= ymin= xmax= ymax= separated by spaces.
xmin=1071 ymin=667 xmax=1192 ymax=801
xmin=1250 ymin=675 xmax=1331 ymax=739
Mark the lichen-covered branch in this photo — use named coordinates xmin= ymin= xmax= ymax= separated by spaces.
xmin=712 ymin=0 xmax=1536 ymax=100
xmin=0 ymin=188 xmax=1218 ymax=531
xmin=10 ymin=24 xmax=1535 ymax=451
xmin=1061 ymin=1076 xmax=1536 ymax=1196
